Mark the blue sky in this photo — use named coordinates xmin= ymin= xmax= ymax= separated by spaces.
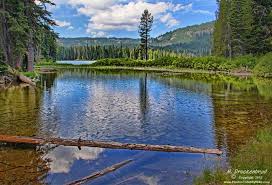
xmin=50 ymin=0 xmax=217 ymax=38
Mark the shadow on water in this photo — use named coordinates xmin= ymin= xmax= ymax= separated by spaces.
xmin=0 ymin=68 xmax=271 ymax=184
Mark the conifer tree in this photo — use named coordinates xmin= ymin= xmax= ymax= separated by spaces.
xmin=139 ymin=9 xmax=153 ymax=61
xmin=0 ymin=0 xmax=57 ymax=70
xmin=213 ymin=0 xmax=272 ymax=57
xmin=213 ymin=0 xmax=231 ymax=57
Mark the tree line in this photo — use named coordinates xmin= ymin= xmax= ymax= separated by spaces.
xmin=0 ymin=0 xmax=57 ymax=71
xmin=213 ymin=0 xmax=272 ymax=57
xmin=57 ymin=9 xmax=182 ymax=61
xmin=57 ymin=45 xmax=183 ymax=61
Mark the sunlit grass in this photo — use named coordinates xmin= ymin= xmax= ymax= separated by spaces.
xmin=21 ymin=71 xmax=39 ymax=79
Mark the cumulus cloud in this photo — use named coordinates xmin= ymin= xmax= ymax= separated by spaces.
xmin=53 ymin=0 xmax=189 ymax=37
xmin=52 ymin=0 xmax=213 ymax=37
xmin=85 ymin=1 xmax=182 ymax=32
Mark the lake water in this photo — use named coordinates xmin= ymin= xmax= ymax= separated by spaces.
xmin=56 ymin=60 xmax=96 ymax=65
xmin=0 ymin=68 xmax=272 ymax=184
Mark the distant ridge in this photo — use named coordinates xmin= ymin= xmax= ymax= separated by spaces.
xmin=58 ymin=21 xmax=214 ymax=56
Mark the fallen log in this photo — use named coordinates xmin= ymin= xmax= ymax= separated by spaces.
xmin=66 ymin=159 xmax=132 ymax=185
xmin=7 ymin=66 xmax=36 ymax=86
xmin=0 ymin=135 xmax=223 ymax=155
xmin=17 ymin=74 xmax=36 ymax=86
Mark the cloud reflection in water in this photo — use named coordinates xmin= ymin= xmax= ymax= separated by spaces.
xmin=45 ymin=146 xmax=104 ymax=173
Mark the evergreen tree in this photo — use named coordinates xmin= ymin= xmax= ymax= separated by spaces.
xmin=251 ymin=0 xmax=272 ymax=54
xmin=213 ymin=0 xmax=231 ymax=57
xmin=229 ymin=0 xmax=253 ymax=56
xmin=139 ymin=9 xmax=153 ymax=61
xmin=213 ymin=0 xmax=272 ymax=57
xmin=0 ymin=0 xmax=57 ymax=71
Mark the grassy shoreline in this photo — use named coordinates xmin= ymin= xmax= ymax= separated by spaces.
xmin=36 ymin=64 xmax=252 ymax=77
xmin=37 ymin=52 xmax=272 ymax=77
xmin=194 ymin=127 xmax=272 ymax=185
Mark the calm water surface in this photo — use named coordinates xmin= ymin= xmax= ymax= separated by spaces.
xmin=0 ymin=68 xmax=272 ymax=185
xmin=56 ymin=60 xmax=96 ymax=65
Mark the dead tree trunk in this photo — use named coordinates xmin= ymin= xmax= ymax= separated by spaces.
xmin=7 ymin=67 xmax=36 ymax=86
xmin=0 ymin=135 xmax=223 ymax=155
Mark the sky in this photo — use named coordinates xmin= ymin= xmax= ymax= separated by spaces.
xmin=48 ymin=0 xmax=218 ymax=38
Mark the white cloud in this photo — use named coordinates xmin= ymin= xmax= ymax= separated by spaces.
xmin=68 ymin=26 xmax=74 ymax=30
xmin=55 ymin=20 xmax=72 ymax=27
xmin=53 ymin=0 xmax=189 ymax=37
xmin=160 ymin=13 xmax=179 ymax=28
xmin=178 ymin=3 xmax=213 ymax=16
xmin=192 ymin=9 xmax=213 ymax=15
xmin=172 ymin=3 xmax=193 ymax=12
xmin=52 ymin=0 xmax=213 ymax=37
xmin=88 ymin=31 xmax=108 ymax=37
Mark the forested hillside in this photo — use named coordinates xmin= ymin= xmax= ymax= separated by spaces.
xmin=58 ymin=37 xmax=139 ymax=48
xmin=213 ymin=0 xmax=272 ymax=57
xmin=58 ymin=22 xmax=214 ymax=57
xmin=154 ymin=22 xmax=214 ymax=46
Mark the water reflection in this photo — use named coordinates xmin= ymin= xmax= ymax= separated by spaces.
xmin=139 ymin=73 xmax=149 ymax=123
xmin=212 ymin=81 xmax=272 ymax=155
xmin=0 ymin=85 xmax=41 ymax=136
xmin=37 ymin=69 xmax=216 ymax=148
xmin=0 ymin=69 xmax=271 ymax=184
xmin=45 ymin=146 xmax=104 ymax=173
xmin=0 ymin=145 xmax=48 ymax=185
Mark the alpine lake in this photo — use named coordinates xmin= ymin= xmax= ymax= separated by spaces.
xmin=0 ymin=61 xmax=272 ymax=185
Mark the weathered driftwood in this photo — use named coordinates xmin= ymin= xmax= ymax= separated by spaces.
xmin=0 ymin=135 xmax=223 ymax=155
xmin=7 ymin=67 xmax=36 ymax=86
xmin=17 ymin=74 xmax=36 ymax=86
xmin=66 ymin=159 xmax=132 ymax=185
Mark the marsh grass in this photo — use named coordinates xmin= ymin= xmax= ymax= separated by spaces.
xmin=194 ymin=127 xmax=272 ymax=185
xmin=254 ymin=53 xmax=272 ymax=77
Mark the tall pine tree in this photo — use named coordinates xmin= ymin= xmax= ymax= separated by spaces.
xmin=139 ymin=9 xmax=153 ymax=61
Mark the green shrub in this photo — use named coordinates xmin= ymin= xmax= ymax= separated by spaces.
xmin=172 ymin=57 xmax=193 ymax=68
xmin=153 ymin=56 xmax=177 ymax=66
xmin=36 ymin=59 xmax=55 ymax=66
xmin=37 ymin=55 xmax=265 ymax=75
xmin=0 ymin=62 xmax=9 ymax=76
xmin=254 ymin=53 xmax=272 ymax=77
xmin=22 ymin=71 xmax=39 ymax=79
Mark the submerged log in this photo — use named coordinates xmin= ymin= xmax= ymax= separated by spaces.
xmin=0 ymin=135 xmax=223 ymax=155
xmin=66 ymin=159 xmax=132 ymax=185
